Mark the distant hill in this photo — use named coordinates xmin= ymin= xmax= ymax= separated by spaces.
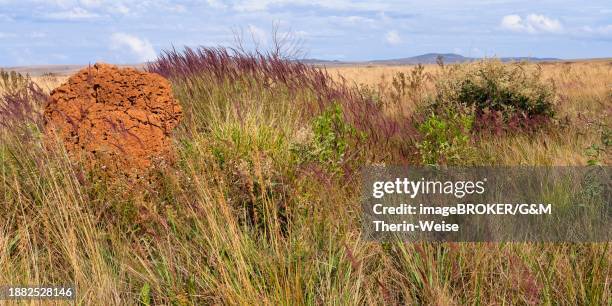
xmin=367 ymin=53 xmax=469 ymax=65
xmin=365 ymin=53 xmax=560 ymax=65
xmin=296 ymin=53 xmax=561 ymax=66
xmin=0 ymin=54 xmax=567 ymax=75
xmin=300 ymin=58 xmax=349 ymax=65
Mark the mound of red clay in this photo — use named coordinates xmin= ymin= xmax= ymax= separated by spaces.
xmin=44 ymin=63 xmax=183 ymax=178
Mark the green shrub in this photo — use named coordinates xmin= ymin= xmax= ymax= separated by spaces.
xmin=432 ymin=60 xmax=556 ymax=132
xmin=291 ymin=103 xmax=357 ymax=173
xmin=312 ymin=104 xmax=354 ymax=163
xmin=417 ymin=110 xmax=475 ymax=165
xmin=585 ymin=126 xmax=611 ymax=166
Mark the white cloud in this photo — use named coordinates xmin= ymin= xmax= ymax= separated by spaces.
xmin=501 ymin=15 xmax=525 ymax=32
xmin=110 ymin=32 xmax=156 ymax=62
xmin=45 ymin=7 xmax=101 ymax=20
xmin=526 ymin=14 xmax=563 ymax=33
xmin=501 ymin=14 xmax=563 ymax=34
xmin=385 ymin=30 xmax=402 ymax=45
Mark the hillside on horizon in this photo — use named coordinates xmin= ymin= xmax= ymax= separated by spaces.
xmin=3 ymin=53 xmax=607 ymax=76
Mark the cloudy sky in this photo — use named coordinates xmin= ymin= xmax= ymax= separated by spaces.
xmin=0 ymin=0 xmax=610 ymax=65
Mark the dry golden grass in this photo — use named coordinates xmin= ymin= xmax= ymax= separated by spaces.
xmin=327 ymin=61 xmax=611 ymax=165
xmin=31 ymin=75 xmax=67 ymax=93
xmin=1 ymin=59 xmax=608 ymax=304
xmin=328 ymin=64 xmax=440 ymax=85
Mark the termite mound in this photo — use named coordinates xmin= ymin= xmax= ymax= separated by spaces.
xmin=44 ymin=63 xmax=183 ymax=179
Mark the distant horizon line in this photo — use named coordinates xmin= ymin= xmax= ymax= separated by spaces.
xmin=2 ymin=52 xmax=610 ymax=73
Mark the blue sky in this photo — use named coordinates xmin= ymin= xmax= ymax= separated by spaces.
xmin=0 ymin=0 xmax=610 ymax=65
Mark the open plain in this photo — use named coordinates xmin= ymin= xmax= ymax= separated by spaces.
xmin=1 ymin=55 xmax=610 ymax=304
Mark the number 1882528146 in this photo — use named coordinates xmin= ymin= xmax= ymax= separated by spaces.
xmin=0 ymin=286 xmax=75 ymax=300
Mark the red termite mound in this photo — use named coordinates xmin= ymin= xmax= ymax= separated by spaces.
xmin=44 ymin=63 xmax=183 ymax=178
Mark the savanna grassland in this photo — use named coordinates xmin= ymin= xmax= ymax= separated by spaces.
xmin=1 ymin=50 xmax=610 ymax=305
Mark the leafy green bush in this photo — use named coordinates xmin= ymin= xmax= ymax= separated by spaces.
xmin=585 ymin=126 xmax=611 ymax=166
xmin=432 ymin=60 xmax=556 ymax=132
xmin=417 ymin=110 xmax=475 ymax=165
xmin=291 ymin=103 xmax=357 ymax=173
xmin=312 ymin=104 xmax=354 ymax=163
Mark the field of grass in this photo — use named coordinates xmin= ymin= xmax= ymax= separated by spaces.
xmin=1 ymin=52 xmax=610 ymax=305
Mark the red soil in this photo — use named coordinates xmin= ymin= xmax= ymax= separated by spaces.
xmin=43 ymin=63 xmax=183 ymax=178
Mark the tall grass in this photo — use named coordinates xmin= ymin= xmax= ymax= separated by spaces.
xmin=147 ymin=47 xmax=419 ymax=164
xmin=0 ymin=53 xmax=609 ymax=304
